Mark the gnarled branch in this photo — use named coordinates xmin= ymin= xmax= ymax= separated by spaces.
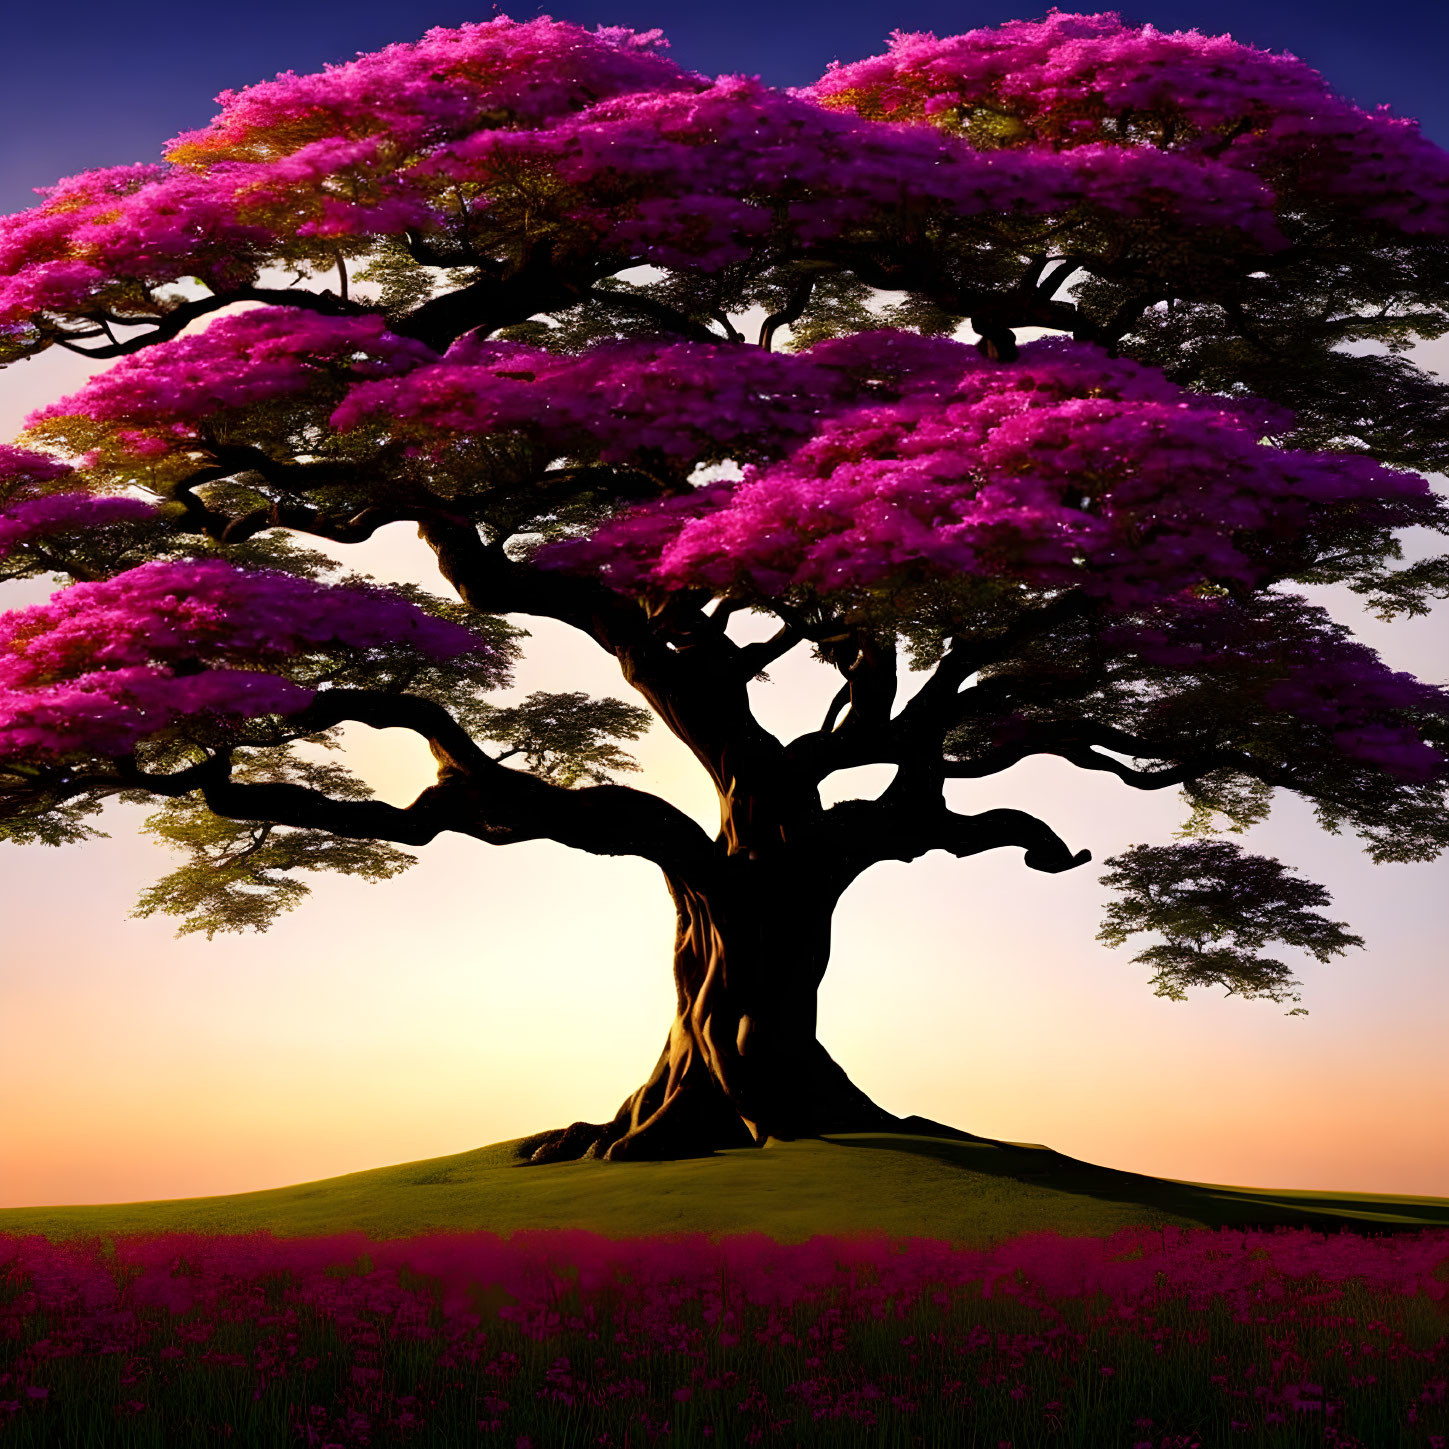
xmin=587 ymin=286 xmax=723 ymax=344
xmin=40 ymin=286 xmax=369 ymax=358
xmin=828 ymin=793 xmax=1090 ymax=885
xmin=758 ymin=275 xmax=817 ymax=352
xmin=282 ymin=690 xmax=716 ymax=875
xmin=943 ymin=721 xmax=1299 ymax=795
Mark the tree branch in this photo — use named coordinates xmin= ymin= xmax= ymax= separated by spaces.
xmin=942 ymin=720 xmax=1301 ymax=794
xmin=40 ymin=287 xmax=369 ymax=358
xmin=414 ymin=521 xmax=803 ymax=819
xmin=395 ymin=243 xmax=602 ymax=350
xmin=787 ymin=632 xmax=902 ymax=782
xmin=884 ymin=594 xmax=1093 ymax=752
xmin=836 ymin=252 xmax=1082 ymax=341
xmin=213 ymin=822 xmax=275 ymax=869
xmin=167 ymin=460 xmax=454 ymax=547
xmin=758 ymin=276 xmax=816 ymax=352
xmin=64 ymin=691 xmax=714 ymax=878
xmin=820 ymin=682 xmax=851 ymax=734
xmin=284 ymin=689 xmax=716 ymax=873
xmin=735 ymin=624 xmax=802 ymax=676
xmin=828 ymin=795 xmax=1090 ymax=885
xmin=416 ymin=518 xmax=654 ymax=655
xmin=1037 ymin=258 xmax=1082 ymax=300
xmin=588 ymin=286 xmax=723 ymax=344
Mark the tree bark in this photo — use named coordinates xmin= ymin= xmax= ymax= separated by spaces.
xmin=520 ymin=864 xmax=904 ymax=1163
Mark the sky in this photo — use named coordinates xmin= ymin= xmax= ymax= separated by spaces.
xmin=1 ymin=0 xmax=1447 ymax=1210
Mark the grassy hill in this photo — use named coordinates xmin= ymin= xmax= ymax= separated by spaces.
xmin=5 ymin=1130 xmax=1448 ymax=1244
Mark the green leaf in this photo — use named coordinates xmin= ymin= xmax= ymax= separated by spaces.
xmin=474 ymin=690 xmax=652 ymax=787
xmin=133 ymin=752 xmax=416 ymax=938
xmin=1097 ymin=840 xmax=1365 ymax=1011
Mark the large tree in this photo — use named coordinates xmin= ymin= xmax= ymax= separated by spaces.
xmin=1 ymin=13 xmax=1446 ymax=1163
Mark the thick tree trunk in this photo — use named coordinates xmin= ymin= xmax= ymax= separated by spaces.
xmin=521 ymin=866 xmax=905 ymax=1163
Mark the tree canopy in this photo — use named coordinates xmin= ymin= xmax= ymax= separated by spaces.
xmin=1 ymin=11 xmax=1446 ymax=1155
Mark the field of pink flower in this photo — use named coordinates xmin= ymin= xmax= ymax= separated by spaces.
xmin=2 ymin=1225 xmax=1447 ymax=1447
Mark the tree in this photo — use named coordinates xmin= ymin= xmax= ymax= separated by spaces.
xmin=1 ymin=12 xmax=1446 ymax=1163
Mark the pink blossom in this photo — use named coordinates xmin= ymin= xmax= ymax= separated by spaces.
xmin=0 ymin=493 xmax=156 ymax=557
xmin=167 ymin=18 xmax=691 ymax=161
xmin=33 ymin=308 xmax=437 ymax=438
xmin=0 ymin=559 xmax=493 ymax=758
xmin=1110 ymin=597 xmax=1449 ymax=779
xmin=333 ymin=334 xmax=852 ymax=462
xmin=0 ymin=165 xmax=270 ymax=326
xmin=808 ymin=13 xmax=1449 ymax=236
xmin=543 ymin=335 xmax=1431 ymax=606
xmin=422 ymin=75 xmax=1284 ymax=269
xmin=0 ymin=443 xmax=74 ymax=493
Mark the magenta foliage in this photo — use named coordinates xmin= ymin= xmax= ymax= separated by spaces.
xmin=0 ymin=560 xmax=492 ymax=758
xmin=5 ymin=13 xmax=1449 ymax=328
xmin=417 ymin=74 xmax=1285 ymax=267
xmin=167 ymin=17 xmax=690 ymax=155
xmin=18 ymin=316 xmax=1443 ymax=784
xmin=0 ymin=11 xmax=1444 ymax=909
xmin=809 ymin=11 xmax=1449 ymax=235
xmin=205 ymin=325 xmax=1424 ymax=611
xmin=542 ymin=335 xmax=1430 ymax=602
xmin=1112 ymin=599 xmax=1449 ymax=781
xmin=32 ymin=305 xmax=1440 ymax=781
xmin=2 ymin=1224 xmax=1447 ymax=1443
xmin=0 ymin=493 xmax=157 ymax=558
xmin=0 ymin=20 xmax=693 ymax=321
xmin=332 ymin=333 xmax=855 ymax=461
xmin=0 ymin=164 xmax=272 ymax=326
xmin=32 ymin=307 xmax=437 ymax=445
xmin=0 ymin=443 xmax=73 ymax=492
xmin=5 ymin=1222 xmax=1445 ymax=1329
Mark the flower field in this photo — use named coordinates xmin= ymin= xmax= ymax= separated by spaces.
xmin=2 ymin=1225 xmax=1447 ymax=1447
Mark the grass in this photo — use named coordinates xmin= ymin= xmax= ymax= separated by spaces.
xmin=4 ymin=1128 xmax=1447 ymax=1244
xmin=5 ymin=1133 xmax=1448 ymax=1446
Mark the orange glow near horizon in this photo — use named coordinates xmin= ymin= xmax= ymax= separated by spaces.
xmin=3 ymin=338 xmax=1448 ymax=1211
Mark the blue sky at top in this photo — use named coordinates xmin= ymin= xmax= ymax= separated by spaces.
xmin=4 ymin=0 xmax=1449 ymax=214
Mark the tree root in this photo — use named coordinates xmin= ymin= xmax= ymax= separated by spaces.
xmin=515 ymin=1108 xmax=996 ymax=1164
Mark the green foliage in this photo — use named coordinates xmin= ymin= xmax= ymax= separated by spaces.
xmin=877 ymin=291 xmax=966 ymax=338
xmin=200 ymin=530 xmax=341 ymax=580
xmin=475 ymin=690 xmax=652 ymax=786
xmin=940 ymin=591 xmax=1449 ymax=864
xmin=1349 ymin=552 xmax=1449 ymax=622
xmin=0 ymin=790 xmax=107 ymax=847
xmin=1097 ymin=840 xmax=1365 ymax=1011
xmin=133 ymin=753 xmax=415 ymax=937
xmin=1176 ymin=771 xmax=1275 ymax=837
xmin=782 ymin=275 xmax=964 ymax=350
xmin=0 ymin=508 xmax=167 ymax=587
xmin=778 ymin=274 xmax=883 ymax=350
xmin=0 ymin=500 xmax=351 ymax=591
xmin=491 ymin=265 xmax=966 ymax=356
xmin=351 ymin=239 xmax=437 ymax=318
xmin=350 ymin=238 xmax=478 ymax=322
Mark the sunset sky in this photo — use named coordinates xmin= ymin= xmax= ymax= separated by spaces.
xmin=2 ymin=0 xmax=1447 ymax=1209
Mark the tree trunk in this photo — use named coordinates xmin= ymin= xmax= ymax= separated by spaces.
xmin=521 ymin=865 xmax=905 ymax=1163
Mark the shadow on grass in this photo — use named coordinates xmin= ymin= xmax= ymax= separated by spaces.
xmin=823 ymin=1130 xmax=1449 ymax=1233
xmin=4 ymin=1126 xmax=1446 ymax=1242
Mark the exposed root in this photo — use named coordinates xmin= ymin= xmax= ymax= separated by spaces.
xmin=515 ymin=1120 xmax=617 ymax=1164
xmin=514 ymin=1099 xmax=991 ymax=1165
